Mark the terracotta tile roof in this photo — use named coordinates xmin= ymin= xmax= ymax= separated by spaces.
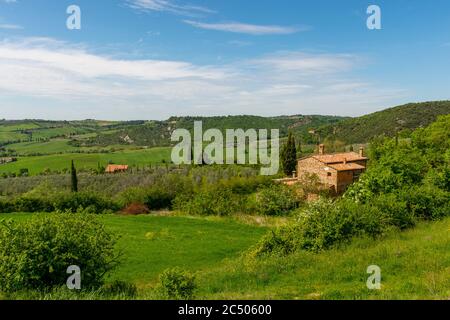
xmin=328 ymin=163 xmax=366 ymax=171
xmin=313 ymin=152 xmax=367 ymax=164
xmin=105 ymin=164 xmax=129 ymax=173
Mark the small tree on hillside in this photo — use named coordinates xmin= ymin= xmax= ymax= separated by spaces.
xmin=281 ymin=132 xmax=297 ymax=176
xmin=71 ymin=160 xmax=78 ymax=193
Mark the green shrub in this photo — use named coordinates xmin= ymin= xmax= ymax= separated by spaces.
xmin=144 ymin=188 xmax=174 ymax=210
xmin=53 ymin=192 xmax=118 ymax=214
xmin=116 ymin=187 xmax=147 ymax=207
xmin=253 ymin=184 xmax=299 ymax=216
xmin=116 ymin=175 xmax=195 ymax=211
xmin=371 ymin=193 xmax=415 ymax=229
xmin=220 ymin=176 xmax=273 ymax=195
xmin=174 ymin=186 xmax=240 ymax=216
xmin=252 ymin=199 xmax=387 ymax=256
xmin=398 ymin=185 xmax=450 ymax=220
xmin=13 ymin=197 xmax=54 ymax=213
xmin=0 ymin=199 xmax=15 ymax=213
xmin=0 ymin=213 xmax=120 ymax=292
xmin=157 ymin=268 xmax=196 ymax=300
xmin=424 ymin=166 xmax=450 ymax=192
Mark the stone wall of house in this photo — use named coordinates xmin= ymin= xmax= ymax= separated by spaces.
xmin=298 ymin=158 xmax=337 ymax=190
xmin=336 ymin=170 xmax=355 ymax=194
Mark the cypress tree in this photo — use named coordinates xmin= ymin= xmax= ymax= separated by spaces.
xmin=71 ymin=160 xmax=78 ymax=193
xmin=281 ymin=132 xmax=297 ymax=176
xmin=297 ymin=141 xmax=302 ymax=158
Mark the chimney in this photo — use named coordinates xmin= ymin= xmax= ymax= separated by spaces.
xmin=359 ymin=147 xmax=364 ymax=157
xmin=319 ymin=144 xmax=325 ymax=155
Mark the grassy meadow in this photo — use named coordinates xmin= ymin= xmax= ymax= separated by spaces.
xmin=1 ymin=212 xmax=448 ymax=300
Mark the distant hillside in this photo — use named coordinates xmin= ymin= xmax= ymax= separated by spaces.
xmin=0 ymin=120 xmax=145 ymax=146
xmin=316 ymin=101 xmax=450 ymax=144
xmin=83 ymin=115 xmax=346 ymax=147
xmin=2 ymin=100 xmax=449 ymax=149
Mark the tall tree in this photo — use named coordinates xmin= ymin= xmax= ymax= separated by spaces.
xmin=71 ymin=160 xmax=78 ymax=193
xmin=281 ymin=132 xmax=297 ymax=176
xmin=297 ymin=141 xmax=302 ymax=159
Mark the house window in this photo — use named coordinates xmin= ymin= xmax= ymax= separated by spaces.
xmin=327 ymin=172 xmax=332 ymax=177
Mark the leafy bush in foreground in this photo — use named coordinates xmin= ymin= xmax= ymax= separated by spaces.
xmin=252 ymin=199 xmax=388 ymax=256
xmin=253 ymin=184 xmax=299 ymax=216
xmin=0 ymin=213 xmax=120 ymax=292
xmin=157 ymin=268 xmax=196 ymax=300
xmin=398 ymin=185 xmax=450 ymax=220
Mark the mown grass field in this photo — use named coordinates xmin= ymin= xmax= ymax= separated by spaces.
xmin=1 ymin=213 xmax=448 ymax=299
xmin=0 ymin=147 xmax=172 ymax=174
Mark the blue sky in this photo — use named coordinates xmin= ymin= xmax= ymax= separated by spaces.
xmin=0 ymin=0 xmax=449 ymax=120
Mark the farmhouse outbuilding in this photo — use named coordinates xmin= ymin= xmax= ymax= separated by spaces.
xmin=105 ymin=164 xmax=129 ymax=174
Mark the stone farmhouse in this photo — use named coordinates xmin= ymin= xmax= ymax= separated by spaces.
xmin=105 ymin=164 xmax=129 ymax=174
xmin=296 ymin=144 xmax=368 ymax=194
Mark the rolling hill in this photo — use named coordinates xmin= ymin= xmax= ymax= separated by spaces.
xmin=316 ymin=100 xmax=450 ymax=144
xmin=82 ymin=115 xmax=346 ymax=148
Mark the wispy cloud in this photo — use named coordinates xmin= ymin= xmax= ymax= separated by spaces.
xmin=126 ymin=0 xmax=214 ymax=16
xmin=183 ymin=20 xmax=304 ymax=35
xmin=0 ymin=37 xmax=406 ymax=120
xmin=251 ymin=52 xmax=357 ymax=74
xmin=0 ymin=24 xmax=22 ymax=30
xmin=2 ymin=0 xmax=18 ymax=3
xmin=0 ymin=38 xmax=225 ymax=82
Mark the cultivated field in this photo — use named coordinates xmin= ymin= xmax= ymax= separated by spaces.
xmin=0 ymin=147 xmax=172 ymax=175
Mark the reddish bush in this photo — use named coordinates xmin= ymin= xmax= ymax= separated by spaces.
xmin=121 ymin=203 xmax=150 ymax=215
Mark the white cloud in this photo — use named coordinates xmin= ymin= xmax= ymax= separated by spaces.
xmin=0 ymin=37 xmax=407 ymax=120
xmin=126 ymin=0 xmax=214 ymax=16
xmin=0 ymin=24 xmax=22 ymax=30
xmin=0 ymin=38 xmax=226 ymax=81
xmin=251 ymin=52 xmax=357 ymax=74
xmin=183 ymin=20 xmax=303 ymax=35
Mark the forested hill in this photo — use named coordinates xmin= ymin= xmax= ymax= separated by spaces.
xmin=316 ymin=101 xmax=450 ymax=144
xmin=83 ymin=115 xmax=345 ymax=147
xmin=2 ymin=100 xmax=449 ymax=148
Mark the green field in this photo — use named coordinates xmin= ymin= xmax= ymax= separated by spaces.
xmin=6 ymin=139 xmax=78 ymax=155
xmin=0 ymin=131 xmax=28 ymax=144
xmin=0 ymin=123 xmax=40 ymax=131
xmin=30 ymin=127 xmax=91 ymax=140
xmin=6 ymin=139 xmax=147 ymax=156
xmin=0 ymin=147 xmax=172 ymax=174
xmin=0 ymin=213 xmax=267 ymax=286
xmin=199 ymin=217 xmax=450 ymax=299
xmin=0 ymin=213 xmax=448 ymax=299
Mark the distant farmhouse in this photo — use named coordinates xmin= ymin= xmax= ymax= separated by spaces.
xmin=280 ymin=144 xmax=368 ymax=194
xmin=0 ymin=157 xmax=17 ymax=165
xmin=105 ymin=164 xmax=129 ymax=174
